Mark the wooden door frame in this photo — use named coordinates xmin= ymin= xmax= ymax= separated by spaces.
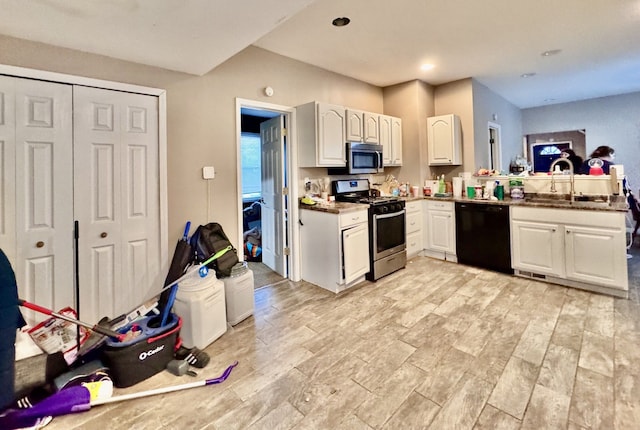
xmin=488 ymin=121 xmax=502 ymax=171
xmin=235 ymin=98 xmax=300 ymax=282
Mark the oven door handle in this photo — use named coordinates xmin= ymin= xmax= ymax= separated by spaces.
xmin=374 ymin=209 xmax=405 ymax=220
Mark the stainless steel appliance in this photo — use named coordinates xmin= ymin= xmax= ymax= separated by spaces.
xmin=346 ymin=142 xmax=383 ymax=174
xmin=333 ymin=179 xmax=406 ymax=281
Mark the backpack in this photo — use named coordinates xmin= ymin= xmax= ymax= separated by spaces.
xmin=190 ymin=223 xmax=239 ymax=277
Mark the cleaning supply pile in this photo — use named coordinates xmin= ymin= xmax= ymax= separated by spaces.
xmin=1 ymin=221 xmax=240 ymax=429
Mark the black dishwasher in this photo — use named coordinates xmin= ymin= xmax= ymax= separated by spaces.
xmin=455 ymin=202 xmax=513 ymax=274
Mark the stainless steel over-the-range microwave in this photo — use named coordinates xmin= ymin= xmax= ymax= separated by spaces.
xmin=346 ymin=142 xmax=384 ymax=174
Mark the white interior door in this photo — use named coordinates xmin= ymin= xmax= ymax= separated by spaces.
xmin=74 ymin=86 xmax=161 ymax=323
xmin=260 ymin=116 xmax=286 ymax=276
xmin=10 ymin=78 xmax=74 ymax=324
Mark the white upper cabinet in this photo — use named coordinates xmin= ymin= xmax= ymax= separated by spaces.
xmin=379 ymin=115 xmax=403 ymax=166
xmin=346 ymin=109 xmax=380 ymax=144
xmin=363 ymin=112 xmax=380 ymax=143
xmin=346 ymin=109 xmax=364 ymax=142
xmin=297 ymin=101 xmax=346 ymax=167
xmin=427 ymin=114 xmax=462 ymax=165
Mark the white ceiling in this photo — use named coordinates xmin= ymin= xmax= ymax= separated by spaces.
xmin=2 ymin=0 xmax=640 ymax=109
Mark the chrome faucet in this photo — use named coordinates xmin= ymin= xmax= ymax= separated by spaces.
xmin=549 ymin=158 xmax=575 ymax=202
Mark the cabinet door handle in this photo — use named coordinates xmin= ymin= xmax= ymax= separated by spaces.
xmin=101 ymin=232 xmax=108 ymax=238
xmin=36 ymin=241 xmax=44 ymax=248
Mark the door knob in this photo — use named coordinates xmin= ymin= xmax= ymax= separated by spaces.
xmin=100 ymin=232 xmax=108 ymax=238
xmin=36 ymin=241 xmax=44 ymax=248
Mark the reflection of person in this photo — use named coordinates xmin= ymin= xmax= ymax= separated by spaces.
xmin=560 ymin=149 xmax=583 ymax=172
xmin=580 ymin=145 xmax=615 ymax=174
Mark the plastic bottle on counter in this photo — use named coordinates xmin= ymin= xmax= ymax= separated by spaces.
xmin=399 ymin=183 xmax=407 ymax=197
xmin=484 ymin=181 xmax=494 ymax=199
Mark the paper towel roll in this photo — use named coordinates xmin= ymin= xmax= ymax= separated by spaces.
xmin=452 ymin=177 xmax=463 ymax=197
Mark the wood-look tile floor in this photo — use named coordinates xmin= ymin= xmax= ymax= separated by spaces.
xmin=42 ymin=256 xmax=640 ymax=429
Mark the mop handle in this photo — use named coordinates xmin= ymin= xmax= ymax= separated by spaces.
xmin=18 ymin=299 xmax=125 ymax=341
xmin=182 ymin=221 xmax=191 ymax=241
xmin=91 ymin=361 xmax=238 ymax=406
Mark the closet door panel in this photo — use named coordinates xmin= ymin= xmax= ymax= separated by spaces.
xmin=14 ymin=79 xmax=73 ymax=323
xmin=121 ymin=95 xmax=160 ymax=311
xmin=74 ymin=87 xmax=160 ymax=323
xmin=74 ymin=90 xmax=122 ymax=322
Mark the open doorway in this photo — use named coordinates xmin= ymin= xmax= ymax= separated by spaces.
xmin=488 ymin=122 xmax=502 ymax=171
xmin=236 ymin=102 xmax=291 ymax=288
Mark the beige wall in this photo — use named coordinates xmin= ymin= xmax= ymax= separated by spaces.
xmin=383 ymin=80 xmax=435 ymax=187
xmin=433 ymin=78 xmax=475 ymax=179
xmin=0 ymin=35 xmax=383 ymax=247
xmin=471 ymin=80 xmax=523 ymax=172
xmin=163 ymin=46 xmax=383 ymax=244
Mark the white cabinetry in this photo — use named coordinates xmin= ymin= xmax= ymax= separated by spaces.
xmin=380 ymin=115 xmax=403 ymax=166
xmin=511 ymin=206 xmax=628 ymax=297
xmin=300 ymin=208 xmax=369 ymax=293
xmin=297 ymin=101 xmax=346 ymax=167
xmin=427 ymin=114 xmax=461 ymax=166
xmin=423 ymin=200 xmax=457 ymax=261
xmin=405 ymin=200 xmax=423 ymax=258
xmin=346 ymin=109 xmax=379 ymax=144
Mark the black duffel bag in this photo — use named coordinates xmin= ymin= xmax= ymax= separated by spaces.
xmin=190 ymin=223 xmax=239 ymax=278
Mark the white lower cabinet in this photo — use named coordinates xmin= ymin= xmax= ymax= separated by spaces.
xmin=300 ymin=208 xmax=369 ymax=293
xmin=342 ymin=222 xmax=370 ymax=284
xmin=405 ymin=200 xmax=423 ymax=258
xmin=510 ymin=219 xmax=565 ymax=276
xmin=423 ymin=200 xmax=457 ymax=261
xmin=511 ymin=206 xmax=628 ymax=296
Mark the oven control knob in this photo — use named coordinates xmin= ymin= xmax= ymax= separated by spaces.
xmin=377 ymin=206 xmax=388 ymax=214
xmin=394 ymin=203 xmax=403 ymax=212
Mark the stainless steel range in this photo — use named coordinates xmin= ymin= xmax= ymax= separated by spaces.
xmin=333 ymin=179 xmax=406 ymax=281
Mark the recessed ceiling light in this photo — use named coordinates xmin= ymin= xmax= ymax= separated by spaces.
xmin=521 ymin=72 xmax=537 ymax=78
xmin=541 ymin=49 xmax=562 ymax=57
xmin=332 ymin=17 xmax=350 ymax=27
xmin=420 ymin=64 xmax=435 ymax=71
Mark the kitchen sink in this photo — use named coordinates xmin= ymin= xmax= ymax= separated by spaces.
xmin=523 ymin=194 xmax=612 ymax=208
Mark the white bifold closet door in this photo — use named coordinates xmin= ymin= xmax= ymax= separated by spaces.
xmin=0 ymin=75 xmax=162 ymax=328
xmin=73 ymin=86 xmax=161 ymax=324
xmin=0 ymin=76 xmax=74 ymax=324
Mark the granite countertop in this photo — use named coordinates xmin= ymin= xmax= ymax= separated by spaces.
xmin=299 ymin=200 xmax=368 ymax=214
xmin=300 ymin=194 xmax=628 ymax=213
xmin=422 ymin=194 xmax=628 ymax=212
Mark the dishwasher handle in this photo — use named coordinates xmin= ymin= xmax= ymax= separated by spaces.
xmin=456 ymin=202 xmax=508 ymax=213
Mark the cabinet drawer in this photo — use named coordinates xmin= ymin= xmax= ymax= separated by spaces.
xmin=340 ymin=210 xmax=368 ymax=228
xmin=405 ymin=200 xmax=422 ymax=213
xmin=406 ymin=230 xmax=423 ymax=257
xmin=406 ymin=211 xmax=422 ymax=234
xmin=426 ymin=200 xmax=453 ymax=211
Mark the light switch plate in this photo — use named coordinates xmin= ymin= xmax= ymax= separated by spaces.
xmin=202 ymin=166 xmax=215 ymax=179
